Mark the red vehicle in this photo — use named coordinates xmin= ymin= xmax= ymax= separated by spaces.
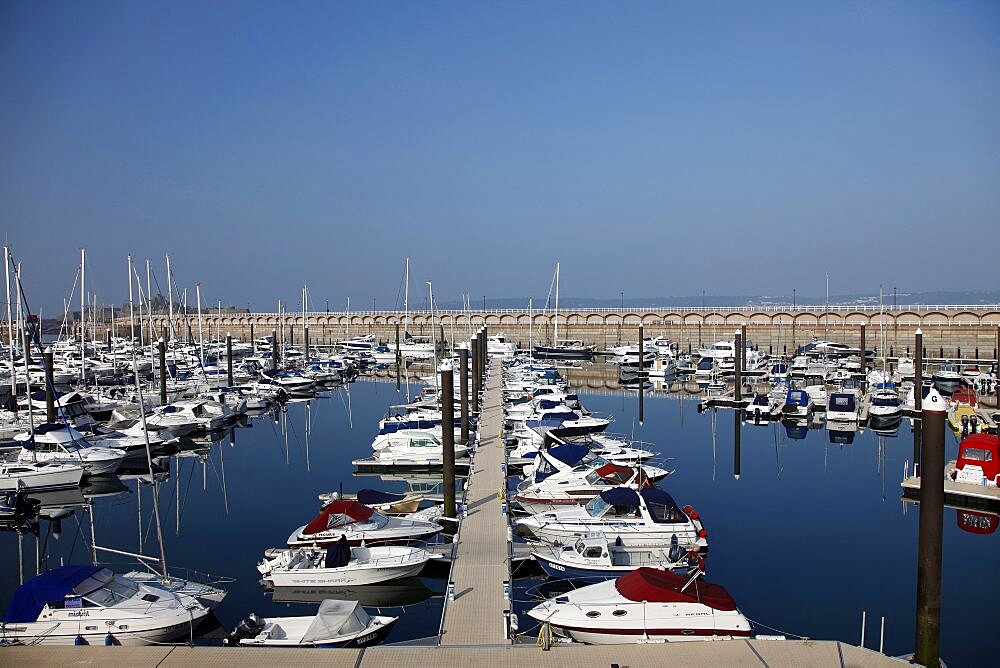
xmin=951 ymin=433 xmax=1000 ymax=487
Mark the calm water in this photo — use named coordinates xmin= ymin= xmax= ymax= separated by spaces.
xmin=2 ymin=377 xmax=996 ymax=663
xmin=0 ymin=379 xmax=446 ymax=645
xmin=513 ymin=387 xmax=997 ymax=666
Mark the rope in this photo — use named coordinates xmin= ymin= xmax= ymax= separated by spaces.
xmin=747 ymin=616 xmax=809 ymax=639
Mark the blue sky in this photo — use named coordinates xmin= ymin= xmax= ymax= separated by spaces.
xmin=2 ymin=1 xmax=998 ymax=314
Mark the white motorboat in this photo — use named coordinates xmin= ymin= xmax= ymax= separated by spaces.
xmin=0 ymin=460 xmax=84 ymax=492
xmin=0 ymin=565 xmax=210 ymax=645
xmin=513 ymin=461 xmax=657 ymax=516
xmin=697 ymin=340 xmax=736 ymax=361
xmin=120 ymin=570 xmax=230 ymax=609
xmin=933 ymin=363 xmax=962 ymax=385
xmin=75 ymin=418 xmax=177 ymax=460
xmin=258 ymin=369 xmax=316 ymax=395
xmin=259 ymin=538 xmax=434 ymax=587
xmin=224 ymin=599 xmax=396 ymax=648
xmin=487 ymin=333 xmax=518 ymax=358
xmin=13 ymin=423 xmax=125 ymax=476
xmin=145 ymin=399 xmax=231 ymax=435
xmin=509 ymin=435 xmax=653 ymax=471
xmin=532 ymin=533 xmax=699 ymax=580
xmin=868 ymin=386 xmax=902 ymax=419
xmin=514 ymin=487 xmax=708 ymax=553
xmin=527 ymin=567 xmax=750 ymax=644
xmin=781 ymin=388 xmax=813 ymax=418
xmin=826 ymin=389 xmax=859 ymax=424
xmin=286 ymin=500 xmax=442 ymax=548
xmin=369 ymin=430 xmax=468 ymax=466
xmin=745 ymin=392 xmax=774 ymax=422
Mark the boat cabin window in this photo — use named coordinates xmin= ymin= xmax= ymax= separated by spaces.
xmin=80 ymin=577 xmax=138 ymax=607
xmin=585 ymin=496 xmax=611 ymax=517
xmin=872 ymin=395 xmax=899 ymax=407
xmin=830 ymin=395 xmax=856 ymax=411
xmin=961 ymin=447 xmax=993 ymax=462
xmin=583 ymin=546 xmax=604 ymax=559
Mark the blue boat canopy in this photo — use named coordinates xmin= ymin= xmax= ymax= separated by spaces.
xmin=640 ymin=488 xmax=684 ymax=523
xmin=599 ymin=487 xmax=640 ymax=509
xmin=356 ymin=489 xmax=405 ymax=505
xmin=546 ymin=443 xmax=589 ymax=466
xmin=3 ymin=565 xmax=103 ymax=623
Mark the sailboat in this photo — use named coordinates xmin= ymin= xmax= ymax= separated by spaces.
xmin=532 ymin=262 xmax=595 ymax=360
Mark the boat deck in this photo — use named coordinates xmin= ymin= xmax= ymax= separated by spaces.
xmin=439 ymin=364 xmax=509 ymax=645
xmin=901 ymin=467 xmax=1000 ymax=509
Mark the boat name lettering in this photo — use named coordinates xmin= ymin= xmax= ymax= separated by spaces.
xmin=68 ymin=610 xmax=90 ymax=617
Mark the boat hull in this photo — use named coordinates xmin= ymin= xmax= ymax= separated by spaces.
xmin=266 ymin=560 xmax=425 ymax=587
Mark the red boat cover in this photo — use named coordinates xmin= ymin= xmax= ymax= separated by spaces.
xmin=596 ymin=463 xmax=634 ymax=484
xmin=303 ymin=500 xmax=374 ymax=535
xmin=615 ymin=567 xmax=738 ymax=611
xmin=952 ymin=388 xmax=978 ymax=407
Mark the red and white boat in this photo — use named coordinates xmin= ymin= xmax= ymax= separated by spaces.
xmin=286 ymin=500 xmax=442 ymax=548
xmin=949 ymin=433 xmax=1000 ymax=488
xmin=513 ymin=462 xmax=657 ymax=516
xmin=527 ymin=567 xmax=751 ymax=644
xmin=514 ymin=487 xmax=708 ymax=553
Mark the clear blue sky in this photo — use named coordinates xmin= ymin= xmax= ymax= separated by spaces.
xmin=2 ymin=1 xmax=998 ymax=314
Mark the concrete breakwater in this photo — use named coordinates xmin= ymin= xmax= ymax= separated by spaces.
xmin=115 ymin=305 xmax=1000 ymax=360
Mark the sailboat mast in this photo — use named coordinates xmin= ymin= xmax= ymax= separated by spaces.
xmin=127 ymin=309 xmax=169 ymax=577
xmin=554 ymin=261 xmax=560 ymax=343
xmin=428 ymin=281 xmax=439 ymax=397
xmin=196 ymin=283 xmax=204 ymax=368
xmin=404 ymin=257 xmax=410 ymax=339
xmin=128 ymin=256 xmax=136 ymax=348
xmin=4 ymin=246 xmax=15 ymax=406
xmin=166 ymin=254 xmax=173 ymax=342
xmin=80 ymin=248 xmax=86 ymax=383
xmin=146 ymin=259 xmax=153 ymax=355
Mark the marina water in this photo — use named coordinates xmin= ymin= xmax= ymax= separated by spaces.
xmin=2 ymin=377 xmax=995 ymax=663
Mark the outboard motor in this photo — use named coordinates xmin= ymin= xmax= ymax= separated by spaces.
xmin=970 ymin=416 xmax=979 ymax=433
xmin=961 ymin=414 xmax=970 ymax=437
xmin=224 ymin=614 xmax=262 ymax=646
xmin=667 ymin=533 xmax=685 ymax=563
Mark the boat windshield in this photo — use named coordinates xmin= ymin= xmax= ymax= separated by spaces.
xmin=961 ymin=447 xmax=993 ymax=462
xmin=353 ymin=513 xmax=390 ymax=531
xmin=585 ymin=496 xmax=611 ymax=517
xmin=79 ymin=576 xmax=139 ymax=607
xmin=584 ymin=470 xmax=606 ymax=485
xmin=872 ymin=394 xmax=899 ymax=407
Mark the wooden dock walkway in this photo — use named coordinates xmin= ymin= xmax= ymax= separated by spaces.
xmin=439 ymin=362 xmax=509 ymax=646
xmin=0 ymin=639 xmax=907 ymax=667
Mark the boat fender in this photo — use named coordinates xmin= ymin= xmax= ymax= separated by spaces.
xmin=74 ymin=634 xmax=87 ymax=645
xmin=104 ymin=633 xmax=116 ymax=646
xmin=683 ymin=505 xmax=699 ymax=521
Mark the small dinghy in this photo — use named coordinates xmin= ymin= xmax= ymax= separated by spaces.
xmin=259 ymin=536 xmax=435 ymax=587
xmin=225 ymin=599 xmax=396 ymax=648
